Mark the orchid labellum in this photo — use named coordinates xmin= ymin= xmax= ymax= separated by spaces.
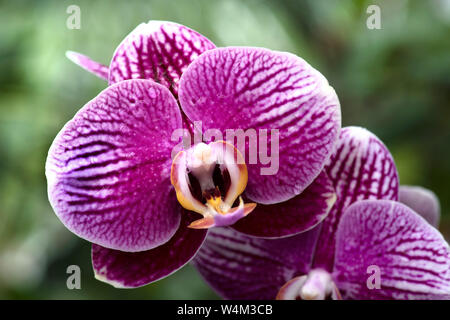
xmin=46 ymin=21 xmax=341 ymax=287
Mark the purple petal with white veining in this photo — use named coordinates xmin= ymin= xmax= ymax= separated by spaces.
xmin=46 ymin=79 xmax=183 ymax=252
xmin=192 ymin=226 xmax=320 ymax=300
xmin=399 ymin=185 xmax=440 ymax=228
xmin=312 ymin=126 xmax=399 ymax=271
xmin=109 ymin=20 xmax=215 ymax=97
xmin=232 ymin=171 xmax=336 ymax=238
xmin=179 ymin=47 xmax=341 ymax=205
xmin=66 ymin=51 xmax=109 ymax=80
xmin=334 ymin=200 xmax=450 ymax=300
xmin=92 ymin=211 xmax=207 ymax=288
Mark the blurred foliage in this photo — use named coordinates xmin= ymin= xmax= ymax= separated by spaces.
xmin=0 ymin=0 xmax=449 ymax=299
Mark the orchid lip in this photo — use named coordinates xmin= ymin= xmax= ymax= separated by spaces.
xmin=170 ymin=141 xmax=256 ymax=229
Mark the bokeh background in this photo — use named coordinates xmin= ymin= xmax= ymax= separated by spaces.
xmin=0 ymin=0 xmax=449 ymax=299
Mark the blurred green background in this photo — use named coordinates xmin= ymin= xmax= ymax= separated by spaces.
xmin=0 ymin=0 xmax=449 ymax=299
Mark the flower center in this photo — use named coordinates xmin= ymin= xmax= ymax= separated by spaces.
xmin=276 ymin=269 xmax=342 ymax=300
xmin=170 ymin=141 xmax=256 ymax=229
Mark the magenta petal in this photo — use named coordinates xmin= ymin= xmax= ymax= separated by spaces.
xmin=179 ymin=47 xmax=341 ymax=205
xmin=399 ymin=185 xmax=440 ymax=227
xmin=66 ymin=51 xmax=109 ymax=80
xmin=92 ymin=211 xmax=207 ymax=288
xmin=109 ymin=21 xmax=215 ymax=96
xmin=313 ymin=126 xmax=399 ymax=270
xmin=192 ymin=227 xmax=320 ymax=300
xmin=231 ymin=171 xmax=336 ymax=238
xmin=46 ymin=79 xmax=183 ymax=252
xmin=334 ymin=200 xmax=450 ymax=300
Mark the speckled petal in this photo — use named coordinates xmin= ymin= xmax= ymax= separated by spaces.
xmin=192 ymin=226 xmax=320 ymax=300
xmin=92 ymin=211 xmax=207 ymax=288
xmin=313 ymin=126 xmax=399 ymax=270
xmin=109 ymin=20 xmax=215 ymax=96
xmin=179 ymin=47 xmax=341 ymax=205
xmin=232 ymin=171 xmax=336 ymax=238
xmin=66 ymin=51 xmax=109 ymax=80
xmin=334 ymin=200 xmax=450 ymax=300
xmin=399 ymin=185 xmax=440 ymax=227
xmin=46 ymin=79 xmax=183 ymax=252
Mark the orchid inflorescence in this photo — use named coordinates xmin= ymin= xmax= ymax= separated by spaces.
xmin=46 ymin=21 xmax=449 ymax=299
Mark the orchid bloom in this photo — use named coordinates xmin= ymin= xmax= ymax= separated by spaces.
xmin=193 ymin=127 xmax=450 ymax=300
xmin=46 ymin=21 xmax=341 ymax=288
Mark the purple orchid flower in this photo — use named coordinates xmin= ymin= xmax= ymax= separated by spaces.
xmin=46 ymin=21 xmax=341 ymax=288
xmin=193 ymin=126 xmax=450 ymax=300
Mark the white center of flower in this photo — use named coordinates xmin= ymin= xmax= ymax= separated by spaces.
xmin=170 ymin=141 xmax=256 ymax=229
xmin=299 ymin=269 xmax=333 ymax=300
xmin=188 ymin=143 xmax=216 ymax=191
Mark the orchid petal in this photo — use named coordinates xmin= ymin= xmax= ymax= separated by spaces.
xmin=92 ymin=211 xmax=207 ymax=288
xmin=66 ymin=51 xmax=109 ymax=80
xmin=192 ymin=226 xmax=320 ymax=299
xmin=109 ymin=20 xmax=215 ymax=96
xmin=179 ymin=47 xmax=341 ymax=205
xmin=46 ymin=79 xmax=183 ymax=252
xmin=313 ymin=126 xmax=399 ymax=270
xmin=334 ymin=200 xmax=450 ymax=300
xmin=399 ymin=185 xmax=440 ymax=227
xmin=232 ymin=171 xmax=336 ymax=238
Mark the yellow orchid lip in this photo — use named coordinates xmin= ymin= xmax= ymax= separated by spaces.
xmin=204 ymin=187 xmax=226 ymax=214
xmin=188 ymin=196 xmax=257 ymax=229
xmin=170 ymin=141 xmax=256 ymax=228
